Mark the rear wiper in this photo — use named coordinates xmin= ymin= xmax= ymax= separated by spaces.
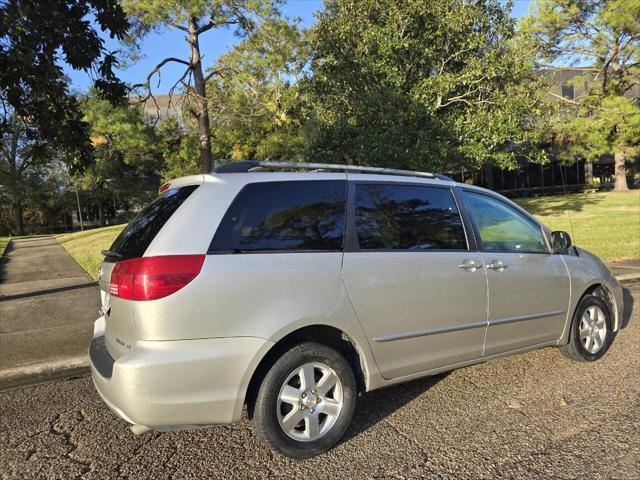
xmin=101 ymin=250 xmax=122 ymax=259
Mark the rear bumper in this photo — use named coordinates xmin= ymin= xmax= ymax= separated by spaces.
xmin=90 ymin=317 xmax=273 ymax=428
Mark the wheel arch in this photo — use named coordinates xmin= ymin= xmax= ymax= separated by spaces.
xmin=567 ymin=282 xmax=619 ymax=338
xmin=244 ymin=324 xmax=368 ymax=419
xmin=584 ymin=283 xmax=619 ymax=330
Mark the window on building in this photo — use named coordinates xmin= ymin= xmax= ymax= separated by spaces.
xmin=561 ymin=84 xmax=575 ymax=100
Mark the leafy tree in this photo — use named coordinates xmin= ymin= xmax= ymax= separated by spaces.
xmin=0 ymin=0 xmax=129 ymax=170
xmin=208 ymin=19 xmax=308 ymax=161
xmin=122 ymin=0 xmax=283 ymax=173
xmin=305 ymin=0 xmax=548 ymax=172
xmin=0 ymin=117 xmax=62 ymax=234
xmin=522 ymin=0 xmax=640 ymax=191
xmin=77 ymin=93 xmax=160 ymax=225
xmin=156 ymin=118 xmax=199 ymax=180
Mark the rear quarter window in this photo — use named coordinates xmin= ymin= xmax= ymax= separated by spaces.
xmin=210 ymin=180 xmax=346 ymax=252
xmin=108 ymin=185 xmax=198 ymax=260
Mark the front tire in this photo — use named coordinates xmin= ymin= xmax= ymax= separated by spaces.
xmin=252 ymin=342 xmax=357 ymax=458
xmin=560 ymin=294 xmax=613 ymax=362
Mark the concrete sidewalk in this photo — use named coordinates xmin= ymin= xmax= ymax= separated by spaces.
xmin=0 ymin=237 xmax=100 ymax=389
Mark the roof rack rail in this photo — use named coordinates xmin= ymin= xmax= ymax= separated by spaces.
xmin=212 ymin=161 xmax=453 ymax=181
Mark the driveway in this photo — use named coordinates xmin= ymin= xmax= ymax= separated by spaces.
xmin=0 ymin=237 xmax=100 ymax=388
xmin=0 ymin=284 xmax=637 ymax=479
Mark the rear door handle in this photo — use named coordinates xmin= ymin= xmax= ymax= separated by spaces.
xmin=487 ymin=260 xmax=508 ymax=271
xmin=458 ymin=260 xmax=478 ymax=272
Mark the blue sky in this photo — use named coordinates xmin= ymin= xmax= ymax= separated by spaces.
xmin=65 ymin=0 xmax=533 ymax=93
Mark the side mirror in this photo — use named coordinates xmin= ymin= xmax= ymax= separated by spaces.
xmin=551 ymin=231 xmax=572 ymax=252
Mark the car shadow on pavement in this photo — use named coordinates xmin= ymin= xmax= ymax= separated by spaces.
xmin=342 ymin=372 xmax=449 ymax=443
xmin=619 ymin=286 xmax=636 ymax=330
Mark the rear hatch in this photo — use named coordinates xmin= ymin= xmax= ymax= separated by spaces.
xmin=98 ymin=183 xmax=200 ymax=360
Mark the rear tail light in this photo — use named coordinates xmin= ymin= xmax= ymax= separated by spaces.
xmin=108 ymin=255 xmax=205 ymax=301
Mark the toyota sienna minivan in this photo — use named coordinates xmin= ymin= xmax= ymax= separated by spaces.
xmin=90 ymin=161 xmax=624 ymax=458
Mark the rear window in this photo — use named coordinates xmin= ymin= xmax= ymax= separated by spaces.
xmin=108 ymin=185 xmax=198 ymax=260
xmin=210 ymin=180 xmax=346 ymax=253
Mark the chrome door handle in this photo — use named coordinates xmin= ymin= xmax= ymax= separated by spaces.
xmin=487 ymin=260 xmax=508 ymax=271
xmin=458 ymin=260 xmax=478 ymax=271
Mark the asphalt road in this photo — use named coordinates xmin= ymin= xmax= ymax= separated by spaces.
xmin=1 ymin=284 xmax=638 ymax=480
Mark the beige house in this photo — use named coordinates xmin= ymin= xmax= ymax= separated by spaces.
xmin=131 ymin=94 xmax=187 ymax=126
xmin=547 ymin=67 xmax=640 ymax=105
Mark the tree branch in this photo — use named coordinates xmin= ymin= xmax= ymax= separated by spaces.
xmin=203 ymin=66 xmax=227 ymax=83
xmin=167 ymin=20 xmax=189 ymax=33
xmin=130 ymin=57 xmax=191 ymax=91
xmin=197 ymin=18 xmax=238 ymax=35
xmin=165 ymin=64 xmax=193 ymax=118
xmin=127 ymin=57 xmax=193 ymax=127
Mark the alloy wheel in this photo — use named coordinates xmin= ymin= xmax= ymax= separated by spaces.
xmin=579 ymin=305 xmax=607 ymax=354
xmin=276 ymin=362 xmax=343 ymax=442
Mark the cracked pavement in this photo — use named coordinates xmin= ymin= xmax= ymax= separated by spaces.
xmin=1 ymin=284 xmax=638 ymax=479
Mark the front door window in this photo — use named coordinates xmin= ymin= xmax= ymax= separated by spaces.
xmin=463 ymin=191 xmax=548 ymax=254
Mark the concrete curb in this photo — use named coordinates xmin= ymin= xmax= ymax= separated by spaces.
xmin=617 ymin=273 xmax=640 ymax=283
xmin=0 ymin=355 xmax=89 ymax=392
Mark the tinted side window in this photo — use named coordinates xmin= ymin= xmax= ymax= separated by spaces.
xmin=210 ymin=181 xmax=346 ymax=252
xmin=109 ymin=185 xmax=198 ymax=260
xmin=355 ymin=184 xmax=467 ymax=251
xmin=463 ymin=191 xmax=548 ymax=253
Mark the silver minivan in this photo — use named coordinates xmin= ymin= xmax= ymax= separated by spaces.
xmin=90 ymin=161 xmax=624 ymax=458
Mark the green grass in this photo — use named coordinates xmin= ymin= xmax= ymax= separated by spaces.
xmin=515 ymin=190 xmax=640 ymax=263
xmin=0 ymin=236 xmax=10 ymax=256
xmin=57 ymin=224 xmax=125 ymax=280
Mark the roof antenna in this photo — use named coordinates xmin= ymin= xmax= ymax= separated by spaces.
xmin=558 ymin=161 xmax=577 ymax=244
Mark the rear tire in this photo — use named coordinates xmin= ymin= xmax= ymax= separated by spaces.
xmin=560 ymin=294 xmax=613 ymax=362
xmin=252 ymin=342 xmax=356 ymax=458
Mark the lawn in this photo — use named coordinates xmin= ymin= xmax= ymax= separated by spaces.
xmin=55 ymin=190 xmax=639 ymax=280
xmin=516 ymin=190 xmax=639 ymax=263
xmin=0 ymin=237 xmax=10 ymax=256
xmin=57 ymin=224 xmax=125 ymax=280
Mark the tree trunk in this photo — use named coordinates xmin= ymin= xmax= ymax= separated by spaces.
xmin=188 ymin=17 xmax=214 ymax=174
xmin=8 ymin=118 xmax=24 ymax=235
xmin=584 ymin=161 xmax=593 ymax=185
xmin=97 ymin=199 xmax=106 ymax=227
xmin=613 ymin=151 xmax=629 ymax=192
xmin=14 ymin=201 xmax=24 ymax=236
